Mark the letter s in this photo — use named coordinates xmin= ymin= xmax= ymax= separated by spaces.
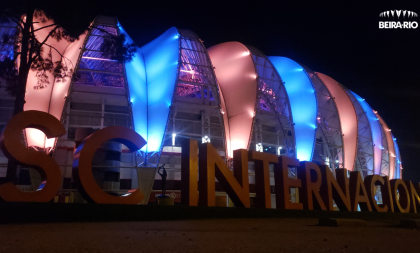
xmin=0 ymin=111 xmax=65 ymax=202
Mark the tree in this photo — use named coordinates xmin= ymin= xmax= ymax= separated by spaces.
xmin=0 ymin=1 xmax=136 ymax=183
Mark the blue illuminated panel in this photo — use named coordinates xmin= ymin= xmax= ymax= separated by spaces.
xmin=392 ymin=134 xmax=401 ymax=179
xmin=268 ymin=57 xmax=317 ymax=161
xmin=350 ymin=91 xmax=383 ymax=175
xmin=140 ymin=27 xmax=180 ymax=152
xmin=140 ymin=27 xmax=179 ymax=152
xmin=120 ymin=26 xmax=180 ymax=153
xmin=119 ymin=24 xmax=148 ymax=150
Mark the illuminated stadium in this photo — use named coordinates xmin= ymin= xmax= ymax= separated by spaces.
xmin=0 ymin=15 xmax=402 ymax=206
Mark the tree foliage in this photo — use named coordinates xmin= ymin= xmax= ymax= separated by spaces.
xmin=0 ymin=8 xmax=83 ymax=100
xmin=101 ymin=33 xmax=136 ymax=64
xmin=0 ymin=3 xmax=136 ymax=104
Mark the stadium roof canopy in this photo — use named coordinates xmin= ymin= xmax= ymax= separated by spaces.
xmin=0 ymin=15 xmax=402 ymax=179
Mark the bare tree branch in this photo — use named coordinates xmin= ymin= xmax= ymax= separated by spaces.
xmin=91 ymin=25 xmax=116 ymax=37
xmin=34 ymin=23 xmax=57 ymax=32
xmin=44 ymin=43 xmax=75 ymax=69
xmin=30 ymin=25 xmax=60 ymax=64
xmin=4 ymin=14 xmax=24 ymax=30
xmin=28 ymin=18 xmax=35 ymax=66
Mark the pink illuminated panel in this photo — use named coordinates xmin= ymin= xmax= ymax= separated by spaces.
xmin=23 ymin=16 xmax=86 ymax=150
xmin=208 ymin=42 xmax=257 ymax=157
xmin=375 ymin=112 xmax=396 ymax=178
xmin=316 ymin=73 xmax=357 ymax=171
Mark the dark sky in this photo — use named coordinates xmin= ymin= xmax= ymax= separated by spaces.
xmin=97 ymin=1 xmax=420 ymax=181
xmin=16 ymin=0 xmax=419 ymax=180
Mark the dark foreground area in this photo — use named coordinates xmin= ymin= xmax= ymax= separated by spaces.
xmin=1 ymin=202 xmax=420 ymax=224
xmin=0 ymin=218 xmax=418 ymax=253
xmin=1 ymin=203 xmax=419 ymax=252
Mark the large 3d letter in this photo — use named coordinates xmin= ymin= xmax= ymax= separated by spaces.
xmin=381 ymin=176 xmax=394 ymax=212
xmin=349 ymin=171 xmax=372 ymax=211
xmin=181 ymin=139 xmax=198 ymax=206
xmin=249 ymin=151 xmax=278 ymax=208
xmin=390 ymin=179 xmax=410 ymax=213
xmin=73 ymin=126 xmax=146 ymax=204
xmin=297 ymin=162 xmax=327 ymax=210
xmin=274 ymin=156 xmax=303 ymax=210
xmin=199 ymin=143 xmax=250 ymax=207
xmin=364 ymin=175 xmax=392 ymax=212
xmin=319 ymin=167 xmax=351 ymax=211
xmin=0 ymin=111 xmax=65 ymax=202
xmin=407 ymin=181 xmax=420 ymax=213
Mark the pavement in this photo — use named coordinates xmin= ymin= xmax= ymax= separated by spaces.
xmin=0 ymin=218 xmax=418 ymax=253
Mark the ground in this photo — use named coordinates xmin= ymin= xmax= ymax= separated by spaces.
xmin=0 ymin=218 xmax=417 ymax=253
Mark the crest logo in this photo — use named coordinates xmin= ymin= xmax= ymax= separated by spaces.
xmin=379 ymin=10 xmax=418 ymax=18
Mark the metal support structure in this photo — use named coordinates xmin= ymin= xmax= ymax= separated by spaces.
xmin=346 ymin=90 xmax=375 ymax=176
xmin=307 ymin=72 xmax=344 ymax=170
xmin=249 ymin=52 xmax=295 ymax=158
xmin=201 ymin=110 xmax=211 ymax=142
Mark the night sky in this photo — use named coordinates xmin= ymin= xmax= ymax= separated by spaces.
xmin=15 ymin=1 xmax=420 ymax=180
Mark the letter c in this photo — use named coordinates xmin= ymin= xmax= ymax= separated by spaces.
xmin=73 ymin=126 xmax=146 ymax=204
xmin=0 ymin=111 xmax=65 ymax=202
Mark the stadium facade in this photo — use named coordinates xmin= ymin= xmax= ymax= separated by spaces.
xmin=0 ymin=16 xmax=402 ymax=206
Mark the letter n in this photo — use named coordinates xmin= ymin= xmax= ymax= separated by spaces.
xmin=199 ymin=143 xmax=250 ymax=207
xmin=349 ymin=171 xmax=372 ymax=211
xmin=319 ymin=167 xmax=351 ymax=211
xmin=407 ymin=181 xmax=420 ymax=213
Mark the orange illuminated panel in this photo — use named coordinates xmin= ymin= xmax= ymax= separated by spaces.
xmin=315 ymin=73 xmax=357 ymax=171
xmin=208 ymin=42 xmax=257 ymax=157
xmin=23 ymin=16 xmax=86 ymax=150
